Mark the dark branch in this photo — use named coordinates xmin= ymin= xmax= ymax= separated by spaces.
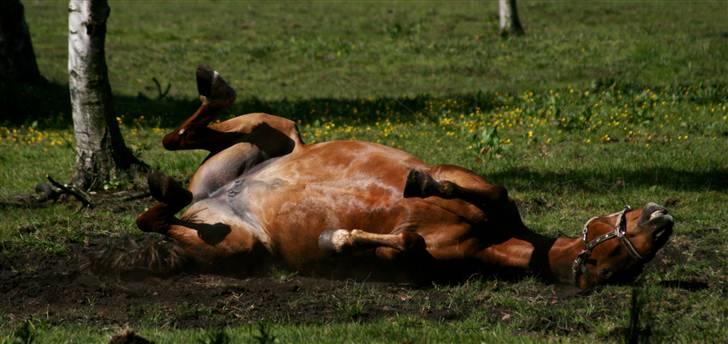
xmin=47 ymin=175 xmax=94 ymax=208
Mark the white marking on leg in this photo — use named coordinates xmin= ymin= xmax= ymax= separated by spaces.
xmin=330 ymin=229 xmax=352 ymax=253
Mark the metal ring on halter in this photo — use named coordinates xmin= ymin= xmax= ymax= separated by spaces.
xmin=572 ymin=206 xmax=644 ymax=287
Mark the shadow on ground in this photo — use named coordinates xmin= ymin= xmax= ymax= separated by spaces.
xmin=0 ymin=80 xmax=500 ymax=129
xmin=491 ymin=166 xmax=728 ymax=193
xmin=3 ymin=80 xmax=727 ymax=129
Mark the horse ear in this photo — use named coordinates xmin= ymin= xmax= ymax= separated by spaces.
xmin=195 ymin=65 xmax=236 ymax=106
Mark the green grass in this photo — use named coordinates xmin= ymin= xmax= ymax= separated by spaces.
xmin=6 ymin=319 xmax=523 ymax=344
xmin=2 ymin=0 xmax=728 ymax=342
xmin=21 ymin=0 xmax=728 ymax=99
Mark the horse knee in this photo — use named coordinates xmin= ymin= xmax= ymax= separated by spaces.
xmin=161 ymin=126 xmax=212 ymax=151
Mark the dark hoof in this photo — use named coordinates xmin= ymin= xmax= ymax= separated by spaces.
xmin=196 ymin=65 xmax=236 ymax=107
xmin=403 ymin=169 xmax=440 ymax=198
xmin=147 ymin=170 xmax=192 ymax=206
xmin=135 ymin=211 xmax=167 ymax=234
xmin=196 ymin=65 xmax=215 ymax=98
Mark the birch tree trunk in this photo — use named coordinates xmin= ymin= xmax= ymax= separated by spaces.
xmin=0 ymin=0 xmax=43 ymax=83
xmin=69 ymin=0 xmax=145 ymax=190
xmin=498 ymin=0 xmax=524 ymax=37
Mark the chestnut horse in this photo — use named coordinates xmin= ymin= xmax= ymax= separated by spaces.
xmin=136 ymin=67 xmax=674 ymax=289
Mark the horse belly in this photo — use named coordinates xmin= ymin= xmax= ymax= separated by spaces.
xmin=214 ymin=140 xmax=466 ymax=267
xmin=242 ymin=178 xmax=401 ymax=265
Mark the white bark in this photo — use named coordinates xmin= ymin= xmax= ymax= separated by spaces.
xmin=498 ymin=0 xmax=524 ymax=37
xmin=68 ymin=0 xmax=143 ymax=189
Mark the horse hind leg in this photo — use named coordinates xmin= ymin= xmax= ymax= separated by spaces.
xmin=136 ymin=171 xmax=192 ymax=233
xmin=162 ymin=65 xmax=239 ymax=152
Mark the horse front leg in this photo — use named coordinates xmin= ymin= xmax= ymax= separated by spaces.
xmin=187 ymin=143 xmax=266 ymax=201
xmin=404 ymin=166 xmax=526 ymax=230
xmin=136 ymin=171 xmax=192 ymax=233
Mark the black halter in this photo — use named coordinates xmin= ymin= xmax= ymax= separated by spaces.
xmin=572 ymin=206 xmax=644 ymax=287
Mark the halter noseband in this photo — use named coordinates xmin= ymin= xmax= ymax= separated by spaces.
xmin=572 ymin=206 xmax=644 ymax=287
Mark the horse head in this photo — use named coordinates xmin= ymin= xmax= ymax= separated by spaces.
xmin=574 ymin=202 xmax=674 ymax=288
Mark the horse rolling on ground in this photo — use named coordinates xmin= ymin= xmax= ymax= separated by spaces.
xmin=136 ymin=67 xmax=674 ymax=289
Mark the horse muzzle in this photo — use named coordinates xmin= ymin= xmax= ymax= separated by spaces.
xmin=639 ymin=202 xmax=674 ymax=250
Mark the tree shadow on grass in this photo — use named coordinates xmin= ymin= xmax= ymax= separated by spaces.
xmin=489 ymin=166 xmax=728 ymax=193
xmin=3 ymin=79 xmax=728 ymax=129
xmin=0 ymin=80 xmax=500 ymax=129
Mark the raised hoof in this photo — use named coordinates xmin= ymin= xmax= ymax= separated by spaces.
xmin=403 ymin=169 xmax=440 ymax=198
xmin=147 ymin=170 xmax=192 ymax=207
xmin=196 ymin=65 xmax=236 ymax=109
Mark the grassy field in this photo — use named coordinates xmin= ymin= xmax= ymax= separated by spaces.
xmin=1 ymin=0 xmax=727 ymax=342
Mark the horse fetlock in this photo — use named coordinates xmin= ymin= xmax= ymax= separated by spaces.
xmin=318 ymin=229 xmax=352 ymax=254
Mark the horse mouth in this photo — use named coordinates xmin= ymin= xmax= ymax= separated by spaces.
xmin=653 ymin=219 xmax=673 ymax=247
xmin=648 ymin=209 xmax=674 ymax=248
xmin=638 ymin=203 xmax=673 ymax=244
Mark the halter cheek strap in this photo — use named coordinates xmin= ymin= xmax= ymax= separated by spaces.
xmin=572 ymin=206 xmax=644 ymax=287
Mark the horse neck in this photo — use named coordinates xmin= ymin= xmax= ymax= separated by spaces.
xmin=545 ymin=236 xmax=584 ymax=284
xmin=496 ymin=229 xmax=583 ymax=284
